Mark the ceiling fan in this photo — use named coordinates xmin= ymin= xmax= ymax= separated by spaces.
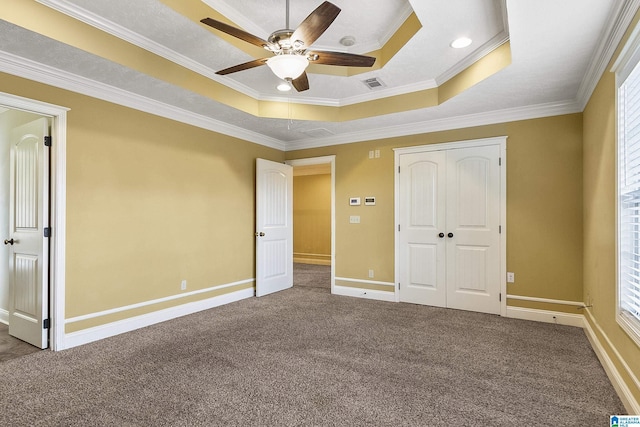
xmin=200 ymin=0 xmax=376 ymax=92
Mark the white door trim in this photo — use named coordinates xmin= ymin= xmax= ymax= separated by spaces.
xmin=0 ymin=91 xmax=68 ymax=350
xmin=394 ymin=136 xmax=507 ymax=316
xmin=286 ymin=156 xmax=336 ymax=294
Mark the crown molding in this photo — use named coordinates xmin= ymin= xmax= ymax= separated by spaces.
xmin=435 ymin=0 xmax=510 ymax=87
xmin=0 ymin=50 xmax=285 ymax=150
xmin=36 ymin=0 xmax=262 ymax=99
xmin=500 ymin=0 xmax=510 ymax=34
xmin=378 ymin=2 xmax=415 ymax=49
xmin=435 ymin=31 xmax=510 ymax=86
xmin=285 ymin=100 xmax=582 ymax=151
xmin=0 ymin=47 xmax=583 ymax=153
xmin=338 ymin=79 xmax=438 ymax=107
xmin=200 ymin=0 xmax=270 ymax=39
xmin=33 ymin=0 xmax=453 ymax=109
xmin=34 ymin=0 xmax=510 ymax=112
xmin=260 ymin=76 xmax=439 ymax=107
xmin=576 ymin=0 xmax=640 ymax=110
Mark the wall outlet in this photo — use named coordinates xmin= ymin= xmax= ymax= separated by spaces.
xmin=181 ymin=280 xmax=187 ymax=291
xmin=368 ymin=269 xmax=374 ymax=278
xmin=374 ymin=149 xmax=380 ymax=158
xmin=350 ymin=215 xmax=361 ymax=224
xmin=507 ymin=272 xmax=515 ymax=283
xmin=368 ymin=150 xmax=374 ymax=159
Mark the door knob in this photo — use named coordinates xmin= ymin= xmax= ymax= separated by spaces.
xmin=255 ymin=232 xmax=265 ymax=237
xmin=438 ymin=232 xmax=445 ymax=238
xmin=447 ymin=232 xmax=454 ymax=238
xmin=3 ymin=238 xmax=14 ymax=245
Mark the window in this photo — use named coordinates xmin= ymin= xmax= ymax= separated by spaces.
xmin=616 ymin=25 xmax=640 ymax=346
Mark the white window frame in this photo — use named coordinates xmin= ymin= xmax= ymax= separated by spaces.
xmin=613 ymin=21 xmax=640 ymax=348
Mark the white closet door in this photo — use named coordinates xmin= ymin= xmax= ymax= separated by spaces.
xmin=398 ymin=151 xmax=447 ymax=307
xmin=445 ymin=145 xmax=501 ymax=315
xmin=398 ymin=144 xmax=502 ymax=315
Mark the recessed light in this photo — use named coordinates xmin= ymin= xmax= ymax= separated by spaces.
xmin=450 ymin=37 xmax=472 ymax=49
xmin=277 ymin=82 xmax=292 ymax=92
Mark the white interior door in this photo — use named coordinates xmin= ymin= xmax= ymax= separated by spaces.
xmin=255 ymin=158 xmax=293 ymax=297
xmin=7 ymin=118 xmax=49 ymax=348
xmin=399 ymin=151 xmax=447 ymax=307
xmin=398 ymin=144 xmax=502 ymax=315
xmin=445 ymin=145 xmax=501 ymax=314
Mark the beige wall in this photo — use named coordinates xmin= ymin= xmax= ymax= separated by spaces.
xmin=583 ymin=11 xmax=640 ymax=407
xmin=287 ymin=115 xmax=584 ymax=311
xmin=0 ymin=72 xmax=585 ymax=329
xmin=0 ymin=73 xmax=283 ymax=332
xmin=1 ymin=29 xmax=636 ymax=406
xmin=293 ymin=174 xmax=331 ymax=265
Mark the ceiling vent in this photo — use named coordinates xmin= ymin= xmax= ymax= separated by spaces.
xmin=362 ymin=77 xmax=386 ymax=90
xmin=300 ymin=128 xmax=335 ymax=138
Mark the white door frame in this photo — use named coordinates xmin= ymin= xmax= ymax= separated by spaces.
xmin=0 ymin=91 xmax=67 ymax=350
xmin=394 ymin=136 xmax=507 ymax=316
xmin=286 ymin=156 xmax=336 ymax=294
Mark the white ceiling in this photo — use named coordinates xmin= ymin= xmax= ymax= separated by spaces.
xmin=0 ymin=0 xmax=631 ymax=150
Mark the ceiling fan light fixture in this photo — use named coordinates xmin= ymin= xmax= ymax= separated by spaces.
xmin=266 ymin=54 xmax=309 ymax=80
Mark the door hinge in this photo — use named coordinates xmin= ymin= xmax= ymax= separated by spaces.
xmin=499 ymin=157 xmax=502 ymax=166
xmin=499 ymin=293 xmax=502 ymax=302
xmin=44 ymin=136 xmax=52 ymax=147
xmin=44 ymin=227 xmax=51 ymax=238
xmin=398 ymin=224 xmax=400 ymax=232
xmin=499 ymin=225 xmax=502 ymax=234
xmin=398 ymin=166 xmax=400 ymax=173
xmin=398 ymin=283 xmax=401 ymax=289
xmin=43 ymin=318 xmax=50 ymax=329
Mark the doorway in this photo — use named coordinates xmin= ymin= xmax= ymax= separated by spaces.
xmin=394 ymin=137 xmax=507 ymax=316
xmin=1 ymin=109 xmax=50 ymax=355
xmin=287 ymin=156 xmax=336 ymax=293
xmin=0 ymin=92 xmax=67 ymax=351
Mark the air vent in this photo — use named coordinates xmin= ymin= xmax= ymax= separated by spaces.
xmin=362 ymin=77 xmax=386 ymax=90
xmin=300 ymin=128 xmax=335 ymax=138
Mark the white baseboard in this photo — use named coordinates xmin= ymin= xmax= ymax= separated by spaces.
xmin=583 ymin=313 xmax=640 ymax=415
xmin=0 ymin=308 xmax=8 ymax=325
xmin=62 ymin=287 xmax=254 ymax=350
xmin=333 ymin=284 xmax=395 ymax=302
xmin=505 ymin=306 xmax=584 ymax=327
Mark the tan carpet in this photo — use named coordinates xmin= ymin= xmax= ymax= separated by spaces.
xmin=0 ymin=278 xmax=625 ymax=426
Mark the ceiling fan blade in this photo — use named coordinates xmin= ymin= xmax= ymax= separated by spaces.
xmin=201 ymin=18 xmax=269 ymax=49
xmin=216 ymin=58 xmax=269 ymax=75
xmin=291 ymin=72 xmax=310 ymax=92
xmin=290 ymin=2 xmax=341 ymax=48
xmin=307 ymin=50 xmax=376 ymax=67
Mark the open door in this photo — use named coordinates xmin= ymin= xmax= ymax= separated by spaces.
xmin=255 ymin=158 xmax=293 ymax=297
xmin=6 ymin=118 xmax=49 ymax=348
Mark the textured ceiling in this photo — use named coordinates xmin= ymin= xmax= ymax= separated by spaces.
xmin=0 ymin=0 xmax=627 ymax=150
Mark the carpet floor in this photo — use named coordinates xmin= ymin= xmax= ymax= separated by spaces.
xmin=0 ymin=323 xmax=41 ymax=362
xmin=0 ymin=265 xmax=625 ymax=426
